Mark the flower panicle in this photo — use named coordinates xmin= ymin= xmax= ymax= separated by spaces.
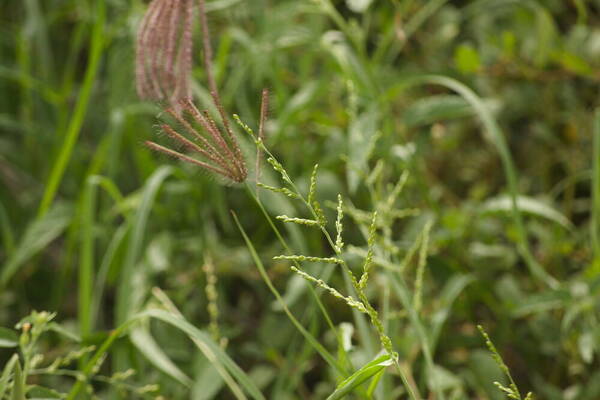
xmin=145 ymin=99 xmax=248 ymax=183
xmin=136 ymin=0 xmax=193 ymax=104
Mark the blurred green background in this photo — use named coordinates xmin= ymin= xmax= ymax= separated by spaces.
xmin=1 ymin=0 xmax=599 ymax=398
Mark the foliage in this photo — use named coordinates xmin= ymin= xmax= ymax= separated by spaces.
xmin=1 ymin=0 xmax=599 ymax=399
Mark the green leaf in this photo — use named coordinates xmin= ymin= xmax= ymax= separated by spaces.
xmin=0 ymin=327 xmax=18 ymax=348
xmin=454 ymin=44 xmax=480 ymax=74
xmin=11 ymin=359 xmax=25 ymax=400
xmin=130 ymin=327 xmax=193 ymax=387
xmin=0 ymin=354 xmax=18 ymax=398
xmin=1 ymin=203 xmax=72 ymax=286
xmin=403 ymin=95 xmax=474 ymax=127
xmin=137 ymin=309 xmax=265 ymax=400
xmin=578 ymin=332 xmax=594 ymax=364
xmin=116 ymin=166 xmax=173 ymax=324
xmin=326 ymin=354 xmax=393 ymax=400
xmin=27 ymin=385 xmax=63 ymax=399
xmin=192 ymin=356 xmax=225 ymax=400
xmin=481 ymin=195 xmax=573 ymax=230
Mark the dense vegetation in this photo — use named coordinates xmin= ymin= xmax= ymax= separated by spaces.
xmin=1 ymin=0 xmax=599 ymax=399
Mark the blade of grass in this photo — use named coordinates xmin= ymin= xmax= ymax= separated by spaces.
xmin=140 ymin=309 xmax=264 ymax=400
xmin=326 ymin=354 xmax=393 ymax=400
xmin=402 ymin=74 xmax=558 ymax=289
xmin=0 ymin=354 xmax=18 ymax=398
xmin=130 ymin=326 xmax=193 ymax=387
xmin=37 ymin=0 xmax=105 ymax=217
xmin=0 ymin=203 xmax=72 ymax=287
xmin=115 ymin=165 xmax=173 ymax=324
xmin=78 ymin=176 xmax=98 ymax=342
xmin=152 ymin=287 xmax=247 ymax=400
xmin=0 ymin=200 xmax=15 ymax=258
xmin=113 ymin=166 xmax=173 ymax=375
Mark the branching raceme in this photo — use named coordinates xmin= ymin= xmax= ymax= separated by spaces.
xmin=233 ymin=112 xmax=422 ymax=400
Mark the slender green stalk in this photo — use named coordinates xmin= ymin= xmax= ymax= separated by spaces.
xmin=78 ymin=177 xmax=97 ymax=343
xmin=37 ymin=0 xmax=106 ymax=217
xmin=232 ymin=211 xmax=346 ymax=376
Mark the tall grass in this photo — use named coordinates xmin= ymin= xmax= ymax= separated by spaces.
xmin=0 ymin=0 xmax=599 ymax=399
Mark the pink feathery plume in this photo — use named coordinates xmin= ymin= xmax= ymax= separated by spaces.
xmin=136 ymin=0 xmax=193 ymax=104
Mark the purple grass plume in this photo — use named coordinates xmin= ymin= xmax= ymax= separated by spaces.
xmin=145 ymin=98 xmax=248 ymax=183
xmin=136 ymin=0 xmax=193 ymax=103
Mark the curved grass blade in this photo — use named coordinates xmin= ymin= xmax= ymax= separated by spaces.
xmin=481 ymin=195 xmax=572 ymax=230
xmin=115 ymin=165 xmax=173 ymax=324
xmin=11 ymin=359 xmax=25 ymax=400
xmin=130 ymin=326 xmax=193 ymax=387
xmin=400 ymin=74 xmax=558 ymax=288
xmin=37 ymin=0 xmax=105 ymax=217
xmin=326 ymin=354 xmax=393 ymax=400
xmin=1 ymin=203 xmax=72 ymax=287
xmin=0 ymin=354 xmax=18 ymax=398
xmin=138 ymin=309 xmax=264 ymax=400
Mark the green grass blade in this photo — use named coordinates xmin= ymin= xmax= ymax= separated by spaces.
xmin=0 ymin=327 xmax=18 ymax=348
xmin=1 ymin=203 xmax=72 ymax=287
xmin=0 ymin=354 xmax=18 ymax=398
xmin=78 ymin=176 xmax=98 ymax=340
xmin=385 ymin=269 xmax=442 ymax=400
xmin=326 ymin=354 xmax=393 ymax=400
xmin=115 ymin=165 xmax=173 ymax=324
xmin=130 ymin=326 xmax=193 ymax=387
xmin=0 ymin=200 xmax=15 ymax=258
xmin=11 ymin=359 xmax=25 ymax=400
xmin=139 ymin=309 xmax=264 ymax=400
xmin=37 ymin=0 xmax=106 ymax=217
xmin=91 ymin=224 xmax=128 ymax=325
xmin=151 ymin=287 xmax=247 ymax=400
xmin=405 ymin=74 xmax=558 ymax=288
xmin=113 ymin=166 xmax=172 ymax=374
xmin=481 ymin=195 xmax=573 ymax=230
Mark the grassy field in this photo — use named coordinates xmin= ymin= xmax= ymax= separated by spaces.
xmin=1 ymin=0 xmax=599 ymax=399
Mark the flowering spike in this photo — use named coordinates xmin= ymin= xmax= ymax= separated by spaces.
xmin=147 ymin=100 xmax=248 ymax=183
xmin=136 ymin=0 xmax=193 ymax=104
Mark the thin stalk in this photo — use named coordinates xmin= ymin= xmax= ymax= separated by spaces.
xmin=37 ymin=0 xmax=106 ymax=217
xmin=244 ymin=184 xmax=344 ymax=361
xmin=232 ymin=211 xmax=346 ymax=376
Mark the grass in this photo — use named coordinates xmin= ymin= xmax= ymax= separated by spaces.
xmin=1 ymin=0 xmax=599 ymax=399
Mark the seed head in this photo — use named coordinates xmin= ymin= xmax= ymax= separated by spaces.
xmin=136 ymin=0 xmax=193 ymax=103
xmin=146 ymin=99 xmax=248 ymax=183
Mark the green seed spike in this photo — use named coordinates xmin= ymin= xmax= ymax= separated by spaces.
xmin=267 ymin=157 xmax=293 ymax=185
xmin=257 ymin=183 xmax=299 ymax=199
xmin=233 ymin=114 xmax=255 ymax=138
xmin=359 ymin=211 xmax=377 ymax=289
xmin=413 ymin=219 xmax=433 ymax=312
xmin=290 ymin=267 xmax=367 ymax=313
xmin=273 ymin=255 xmax=343 ymax=264
xmin=385 ymin=170 xmax=409 ymax=210
xmin=308 ymin=164 xmax=319 ymax=206
xmin=335 ymin=194 xmax=344 ymax=253
xmin=276 ymin=215 xmax=320 ymax=226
